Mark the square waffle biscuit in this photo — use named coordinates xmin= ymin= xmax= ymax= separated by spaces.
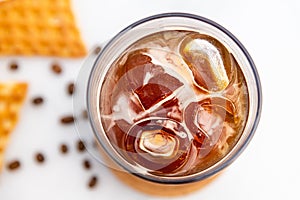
xmin=0 ymin=0 xmax=86 ymax=57
xmin=0 ymin=82 xmax=27 ymax=170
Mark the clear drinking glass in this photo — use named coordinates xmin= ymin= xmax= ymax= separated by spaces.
xmin=74 ymin=12 xmax=262 ymax=194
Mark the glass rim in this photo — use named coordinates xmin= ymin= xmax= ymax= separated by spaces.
xmin=86 ymin=12 xmax=262 ymax=184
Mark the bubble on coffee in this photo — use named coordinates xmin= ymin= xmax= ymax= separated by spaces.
xmin=99 ymin=30 xmax=249 ymax=176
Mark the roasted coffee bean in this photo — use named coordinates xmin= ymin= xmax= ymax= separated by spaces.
xmin=35 ymin=153 xmax=45 ymax=163
xmin=60 ymin=144 xmax=69 ymax=154
xmin=83 ymin=159 xmax=91 ymax=170
xmin=67 ymin=82 xmax=75 ymax=95
xmin=9 ymin=62 xmax=18 ymax=71
xmin=88 ymin=176 xmax=98 ymax=188
xmin=7 ymin=160 xmax=21 ymax=171
xmin=32 ymin=96 xmax=44 ymax=105
xmin=60 ymin=116 xmax=75 ymax=124
xmin=93 ymin=46 xmax=101 ymax=55
xmin=51 ymin=63 xmax=62 ymax=74
xmin=77 ymin=140 xmax=85 ymax=152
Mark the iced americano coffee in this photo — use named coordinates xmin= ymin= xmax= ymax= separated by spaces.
xmin=99 ymin=30 xmax=249 ymax=177
xmin=79 ymin=14 xmax=261 ymax=192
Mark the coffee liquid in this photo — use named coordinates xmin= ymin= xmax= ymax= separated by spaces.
xmin=99 ymin=30 xmax=249 ymax=177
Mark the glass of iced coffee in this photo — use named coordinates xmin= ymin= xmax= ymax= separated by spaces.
xmin=74 ymin=13 xmax=262 ymax=195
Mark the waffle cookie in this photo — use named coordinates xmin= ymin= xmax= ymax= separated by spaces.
xmin=0 ymin=82 xmax=27 ymax=170
xmin=0 ymin=0 xmax=86 ymax=57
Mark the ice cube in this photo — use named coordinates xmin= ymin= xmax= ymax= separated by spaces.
xmin=184 ymin=97 xmax=236 ymax=147
xmin=134 ymin=72 xmax=183 ymax=110
xmin=125 ymin=118 xmax=191 ymax=173
xmin=123 ymin=51 xmax=158 ymax=90
xmin=134 ymin=83 xmax=172 ymax=110
xmin=139 ymin=129 xmax=177 ymax=157
xmin=117 ymin=50 xmax=184 ymax=111
xmin=180 ymin=36 xmax=230 ymax=92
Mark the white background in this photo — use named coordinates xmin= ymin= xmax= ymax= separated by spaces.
xmin=1 ymin=0 xmax=300 ymax=199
